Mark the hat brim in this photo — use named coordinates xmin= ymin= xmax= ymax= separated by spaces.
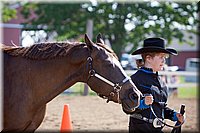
xmin=131 ymin=47 xmax=178 ymax=55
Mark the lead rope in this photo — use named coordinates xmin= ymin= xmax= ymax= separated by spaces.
xmin=149 ymin=105 xmax=185 ymax=128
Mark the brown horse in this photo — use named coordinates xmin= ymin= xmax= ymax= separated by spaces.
xmin=2 ymin=34 xmax=141 ymax=132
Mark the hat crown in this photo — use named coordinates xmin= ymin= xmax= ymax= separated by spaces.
xmin=131 ymin=37 xmax=177 ymax=55
xmin=143 ymin=38 xmax=165 ymax=48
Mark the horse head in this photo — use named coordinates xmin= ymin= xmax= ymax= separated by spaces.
xmin=84 ymin=34 xmax=142 ymax=114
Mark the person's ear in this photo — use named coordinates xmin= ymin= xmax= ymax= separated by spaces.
xmin=146 ymin=55 xmax=152 ymax=62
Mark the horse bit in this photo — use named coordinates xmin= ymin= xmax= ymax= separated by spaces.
xmin=86 ymin=56 xmax=130 ymax=103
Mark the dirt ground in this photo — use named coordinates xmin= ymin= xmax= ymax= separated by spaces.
xmin=36 ymin=94 xmax=199 ymax=133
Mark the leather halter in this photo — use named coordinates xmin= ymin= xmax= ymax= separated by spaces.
xmin=86 ymin=56 xmax=130 ymax=103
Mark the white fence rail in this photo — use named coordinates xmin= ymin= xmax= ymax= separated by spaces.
xmin=125 ymin=70 xmax=198 ymax=88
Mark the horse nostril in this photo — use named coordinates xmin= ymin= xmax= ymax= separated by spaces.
xmin=110 ymin=92 xmax=115 ymax=97
xmin=129 ymin=92 xmax=138 ymax=99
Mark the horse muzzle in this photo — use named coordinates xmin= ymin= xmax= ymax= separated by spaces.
xmin=120 ymin=88 xmax=141 ymax=114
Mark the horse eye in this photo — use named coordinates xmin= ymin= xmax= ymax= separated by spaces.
xmin=104 ymin=59 xmax=114 ymax=67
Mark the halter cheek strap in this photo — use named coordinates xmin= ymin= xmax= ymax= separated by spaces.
xmin=91 ymin=71 xmax=130 ymax=92
xmin=86 ymin=56 xmax=130 ymax=103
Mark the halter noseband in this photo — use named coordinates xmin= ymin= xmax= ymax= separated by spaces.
xmin=86 ymin=56 xmax=130 ymax=103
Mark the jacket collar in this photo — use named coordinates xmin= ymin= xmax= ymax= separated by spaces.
xmin=139 ymin=67 xmax=158 ymax=76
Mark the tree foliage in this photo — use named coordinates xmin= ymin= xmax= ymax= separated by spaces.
xmin=9 ymin=1 xmax=200 ymax=56
xmin=1 ymin=3 xmax=17 ymax=22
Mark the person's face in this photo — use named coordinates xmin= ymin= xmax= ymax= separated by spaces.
xmin=147 ymin=53 xmax=168 ymax=72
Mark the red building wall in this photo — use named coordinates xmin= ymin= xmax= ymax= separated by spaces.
xmin=2 ymin=6 xmax=36 ymax=46
xmin=3 ymin=26 xmax=21 ymax=46
xmin=171 ymin=51 xmax=199 ymax=70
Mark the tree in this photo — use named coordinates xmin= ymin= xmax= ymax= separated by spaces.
xmin=14 ymin=1 xmax=200 ymax=57
xmin=1 ymin=2 xmax=17 ymax=22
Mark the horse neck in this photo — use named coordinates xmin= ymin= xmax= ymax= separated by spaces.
xmin=31 ymin=57 xmax=87 ymax=108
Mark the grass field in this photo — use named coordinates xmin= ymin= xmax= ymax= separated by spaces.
xmin=178 ymin=87 xmax=198 ymax=98
xmin=63 ymin=82 xmax=96 ymax=96
xmin=177 ymin=76 xmax=198 ymax=98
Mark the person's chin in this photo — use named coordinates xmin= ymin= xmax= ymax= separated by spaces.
xmin=160 ymin=65 xmax=164 ymax=70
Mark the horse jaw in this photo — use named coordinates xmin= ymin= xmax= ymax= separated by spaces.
xmin=120 ymin=85 xmax=142 ymax=114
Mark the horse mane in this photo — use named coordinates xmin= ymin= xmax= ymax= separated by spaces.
xmin=96 ymin=43 xmax=118 ymax=60
xmin=2 ymin=42 xmax=86 ymax=60
xmin=2 ymin=41 xmax=118 ymax=60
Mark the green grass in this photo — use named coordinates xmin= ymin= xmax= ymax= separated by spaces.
xmin=63 ymin=82 xmax=97 ymax=96
xmin=177 ymin=76 xmax=198 ymax=98
xmin=178 ymin=87 xmax=198 ymax=98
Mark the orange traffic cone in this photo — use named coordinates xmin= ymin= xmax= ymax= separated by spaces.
xmin=60 ymin=104 xmax=72 ymax=133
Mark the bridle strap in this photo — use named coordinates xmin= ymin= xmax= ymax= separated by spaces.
xmin=87 ymin=56 xmax=130 ymax=89
xmin=92 ymin=72 xmax=115 ymax=87
xmin=86 ymin=56 xmax=130 ymax=102
xmin=91 ymin=72 xmax=130 ymax=90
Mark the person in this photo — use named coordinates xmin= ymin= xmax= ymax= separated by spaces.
xmin=132 ymin=55 xmax=144 ymax=69
xmin=129 ymin=37 xmax=184 ymax=133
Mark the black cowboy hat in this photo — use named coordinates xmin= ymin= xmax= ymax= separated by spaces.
xmin=131 ymin=37 xmax=178 ymax=55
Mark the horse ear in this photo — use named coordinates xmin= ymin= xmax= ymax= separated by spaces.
xmin=96 ymin=33 xmax=105 ymax=44
xmin=85 ymin=34 xmax=94 ymax=50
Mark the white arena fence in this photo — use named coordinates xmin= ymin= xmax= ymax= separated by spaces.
xmin=125 ymin=70 xmax=198 ymax=88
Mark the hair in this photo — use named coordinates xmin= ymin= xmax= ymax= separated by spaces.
xmin=3 ymin=42 xmax=85 ymax=60
xmin=136 ymin=59 xmax=144 ymax=68
xmin=141 ymin=52 xmax=169 ymax=63
xmin=141 ymin=52 xmax=158 ymax=62
xmin=96 ymin=43 xmax=118 ymax=60
xmin=3 ymin=41 xmax=118 ymax=60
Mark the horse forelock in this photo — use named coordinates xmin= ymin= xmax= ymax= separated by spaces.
xmin=3 ymin=42 xmax=86 ymax=60
xmin=96 ymin=43 xmax=118 ymax=60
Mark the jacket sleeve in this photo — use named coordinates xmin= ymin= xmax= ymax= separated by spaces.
xmin=138 ymin=99 xmax=150 ymax=110
xmin=164 ymin=106 xmax=177 ymax=121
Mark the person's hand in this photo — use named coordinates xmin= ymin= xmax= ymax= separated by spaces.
xmin=176 ymin=113 xmax=184 ymax=123
xmin=144 ymin=95 xmax=154 ymax=105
